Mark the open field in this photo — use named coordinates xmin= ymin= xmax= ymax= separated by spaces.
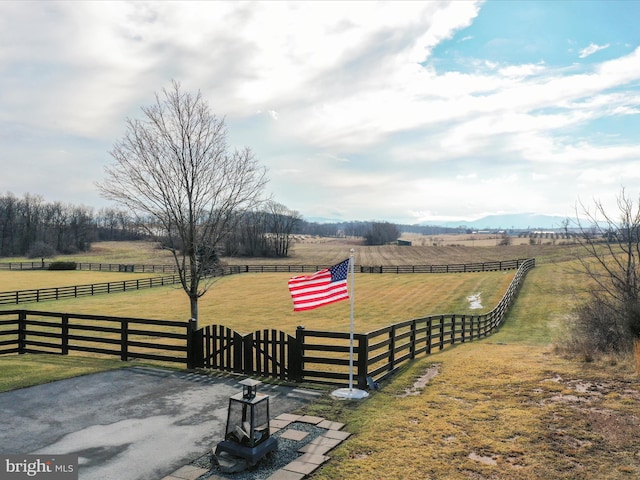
xmin=238 ymin=238 xmax=574 ymax=266
xmin=9 ymin=237 xmax=580 ymax=267
xmin=0 ymin=270 xmax=165 ymax=292
xmin=0 ymin=270 xmax=517 ymax=334
xmin=1 ymin=239 xmax=638 ymax=479
xmin=309 ymin=260 xmax=640 ymax=479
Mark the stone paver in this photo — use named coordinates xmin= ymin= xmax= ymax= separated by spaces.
xmin=275 ymin=413 xmax=303 ymax=422
xmin=271 ymin=419 xmax=293 ymax=429
xmin=280 ymin=429 xmax=309 ymax=441
xmin=297 ymin=453 xmax=330 ymax=465
xmin=282 ymin=460 xmax=323 ymax=475
xmin=161 ymin=465 xmax=208 ymax=480
xmin=297 ymin=415 xmax=325 ymax=425
xmin=297 ymin=442 xmax=334 ymax=455
xmin=323 ymin=429 xmax=351 ymax=440
xmin=316 ymin=420 xmax=344 ymax=430
xmin=266 ymin=469 xmax=305 ymax=480
xmin=307 ymin=436 xmax=343 ymax=449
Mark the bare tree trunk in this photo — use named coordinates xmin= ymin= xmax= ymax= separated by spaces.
xmin=190 ymin=296 xmax=199 ymax=330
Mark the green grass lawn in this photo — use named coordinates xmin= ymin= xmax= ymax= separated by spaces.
xmin=0 ymin=354 xmax=127 ymax=392
xmin=0 ymin=270 xmax=515 ymax=334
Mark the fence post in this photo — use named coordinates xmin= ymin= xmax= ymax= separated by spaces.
xmin=289 ymin=325 xmax=304 ymax=382
xmin=187 ymin=318 xmax=204 ymax=369
xmin=288 ymin=328 xmax=304 ymax=382
xmin=410 ymin=320 xmax=416 ymax=359
xmin=388 ymin=325 xmax=396 ymax=371
xmin=121 ymin=319 xmax=129 ymax=361
xmin=356 ymin=333 xmax=369 ymax=389
xmin=202 ymin=326 xmax=211 ymax=368
xmin=61 ymin=314 xmax=69 ymax=355
xmin=18 ymin=311 xmax=26 ymax=354
xmin=242 ymin=333 xmax=254 ymax=375
xmin=461 ymin=315 xmax=466 ymax=343
xmin=451 ymin=315 xmax=456 ymax=345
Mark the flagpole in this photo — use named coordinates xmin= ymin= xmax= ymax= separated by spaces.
xmin=348 ymin=248 xmax=355 ymax=390
xmin=332 ymin=248 xmax=369 ymax=400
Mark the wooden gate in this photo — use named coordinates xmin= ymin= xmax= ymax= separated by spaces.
xmin=201 ymin=325 xmax=302 ymax=381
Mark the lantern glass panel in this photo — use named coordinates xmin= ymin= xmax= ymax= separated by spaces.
xmin=224 ymin=394 xmax=270 ymax=448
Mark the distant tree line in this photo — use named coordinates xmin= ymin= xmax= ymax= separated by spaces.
xmin=0 ymin=193 xmax=144 ymax=258
xmin=0 ymin=193 xmax=304 ymax=259
xmin=297 ymin=219 xmax=463 ymax=238
xmin=0 ymin=193 xmax=455 ymax=259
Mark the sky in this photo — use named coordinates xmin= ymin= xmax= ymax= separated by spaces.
xmin=1 ymin=1 xmax=639 ymax=225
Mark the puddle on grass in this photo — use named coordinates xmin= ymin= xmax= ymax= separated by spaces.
xmin=397 ymin=364 xmax=440 ymax=397
xmin=466 ymin=292 xmax=483 ymax=309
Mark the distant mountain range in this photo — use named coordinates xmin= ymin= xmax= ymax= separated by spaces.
xmin=420 ymin=213 xmax=570 ymax=230
xmin=305 ymin=213 xmax=572 ymax=230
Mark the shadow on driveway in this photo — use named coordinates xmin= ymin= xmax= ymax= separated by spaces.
xmin=0 ymin=366 xmax=322 ymax=480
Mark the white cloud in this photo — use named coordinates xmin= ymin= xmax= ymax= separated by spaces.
xmin=0 ymin=1 xmax=638 ymax=223
xmin=579 ymin=42 xmax=610 ymax=58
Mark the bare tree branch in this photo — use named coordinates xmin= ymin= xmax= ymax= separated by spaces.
xmin=570 ymin=187 xmax=640 ymax=341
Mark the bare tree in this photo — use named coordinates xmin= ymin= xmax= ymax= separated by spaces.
xmin=569 ymin=187 xmax=640 ymax=360
xmin=97 ymin=80 xmax=268 ymax=327
xmin=266 ymin=201 xmax=301 ymax=257
xmin=364 ymin=221 xmax=400 ymax=246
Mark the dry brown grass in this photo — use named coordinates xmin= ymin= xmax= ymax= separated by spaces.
xmin=0 ymin=270 xmax=164 ymax=292
xmin=313 ymin=342 xmax=640 ymax=480
xmin=224 ymin=236 xmax=573 ymax=267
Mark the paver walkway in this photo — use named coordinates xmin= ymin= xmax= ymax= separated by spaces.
xmin=162 ymin=413 xmax=351 ymax=480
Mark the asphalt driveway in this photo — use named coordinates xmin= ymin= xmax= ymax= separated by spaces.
xmin=0 ymin=366 xmax=321 ymax=480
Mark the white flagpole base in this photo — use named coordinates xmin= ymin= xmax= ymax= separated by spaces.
xmin=331 ymin=387 xmax=369 ymax=400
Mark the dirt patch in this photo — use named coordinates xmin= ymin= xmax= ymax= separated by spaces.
xmin=468 ymin=452 xmax=498 ymax=466
xmin=540 ymin=374 xmax=640 ymax=458
xmin=396 ymin=364 xmax=440 ymax=397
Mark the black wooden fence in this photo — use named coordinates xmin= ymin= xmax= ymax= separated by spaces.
xmin=0 ymin=259 xmax=530 ymax=306
xmin=0 ymin=262 xmax=179 ymax=272
xmin=0 ymin=275 xmax=184 ymax=305
xmin=0 ymin=258 xmax=530 ymax=274
xmin=198 ymin=258 xmax=535 ymax=386
xmin=0 ymin=310 xmax=200 ymax=367
xmin=0 ymin=258 xmax=535 ymax=386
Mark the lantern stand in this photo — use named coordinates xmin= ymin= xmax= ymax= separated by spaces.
xmin=214 ymin=378 xmax=277 ymax=468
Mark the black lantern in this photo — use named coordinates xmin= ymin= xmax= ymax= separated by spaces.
xmin=215 ymin=378 xmax=277 ymax=466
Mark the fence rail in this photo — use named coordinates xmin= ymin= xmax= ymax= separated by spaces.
xmin=0 ymin=262 xmax=179 ymax=272
xmin=0 ymin=310 xmax=198 ymax=367
xmin=0 ymin=258 xmax=529 ymax=306
xmin=0 ymin=275 xmax=184 ymax=305
xmin=0 ymin=259 xmax=529 ymax=275
xmin=293 ymin=257 xmax=535 ymax=387
xmin=0 ymin=258 xmax=535 ymax=387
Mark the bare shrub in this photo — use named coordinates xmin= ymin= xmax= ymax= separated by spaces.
xmin=566 ymin=296 xmax=633 ymax=357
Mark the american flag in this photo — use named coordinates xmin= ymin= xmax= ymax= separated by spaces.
xmin=288 ymin=259 xmax=350 ymax=311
